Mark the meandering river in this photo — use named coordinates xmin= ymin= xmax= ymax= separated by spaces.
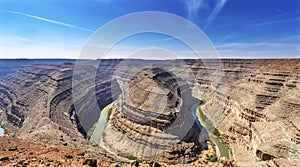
xmin=91 ymin=96 xmax=230 ymax=160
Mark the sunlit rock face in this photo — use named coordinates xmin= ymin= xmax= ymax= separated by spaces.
xmin=99 ymin=67 xmax=204 ymax=164
xmin=192 ymin=59 xmax=300 ymax=166
xmin=0 ymin=63 xmax=120 ymax=149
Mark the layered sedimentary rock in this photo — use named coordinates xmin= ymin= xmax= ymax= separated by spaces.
xmin=0 ymin=62 xmax=120 ymax=158
xmin=191 ymin=59 xmax=300 ymax=166
xmin=0 ymin=59 xmax=299 ymax=166
xmin=97 ymin=67 xmax=204 ymax=164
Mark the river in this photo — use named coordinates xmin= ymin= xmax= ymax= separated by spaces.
xmin=193 ymin=96 xmax=230 ymax=159
xmin=91 ymin=97 xmax=230 ymax=160
xmin=0 ymin=126 xmax=4 ymax=135
xmin=190 ymin=101 xmax=209 ymax=142
xmin=90 ymin=103 xmax=113 ymax=144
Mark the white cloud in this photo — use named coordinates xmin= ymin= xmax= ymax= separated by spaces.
xmin=248 ymin=18 xmax=300 ymax=27
xmin=5 ymin=10 xmax=93 ymax=32
xmin=186 ymin=0 xmax=204 ymax=20
xmin=216 ymin=42 xmax=299 ymax=48
xmin=205 ymin=0 xmax=228 ymax=28
xmin=215 ymin=42 xmax=300 ymax=58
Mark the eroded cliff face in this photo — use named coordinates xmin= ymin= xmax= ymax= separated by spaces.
xmin=191 ymin=59 xmax=300 ymax=166
xmin=0 ymin=59 xmax=299 ymax=166
xmin=0 ymin=63 xmax=121 ymax=163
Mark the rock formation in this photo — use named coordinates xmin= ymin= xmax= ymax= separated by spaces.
xmin=0 ymin=136 xmax=231 ymax=167
xmin=0 ymin=58 xmax=299 ymax=167
xmin=191 ymin=59 xmax=300 ymax=166
xmin=94 ymin=67 xmax=203 ymax=164
xmin=0 ymin=62 xmax=121 ymax=163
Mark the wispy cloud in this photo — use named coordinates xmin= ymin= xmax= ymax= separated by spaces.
xmin=282 ymin=34 xmax=300 ymax=42
xmin=273 ymin=8 xmax=283 ymax=13
xmin=4 ymin=10 xmax=93 ymax=32
xmin=205 ymin=0 xmax=228 ymax=28
xmin=151 ymin=35 xmax=194 ymax=42
xmin=185 ymin=0 xmax=227 ymax=28
xmin=0 ymin=35 xmax=85 ymax=48
xmin=271 ymin=10 xmax=291 ymax=19
xmin=0 ymin=35 xmax=84 ymax=59
xmin=186 ymin=0 xmax=204 ymax=20
xmin=215 ymin=42 xmax=300 ymax=58
xmin=0 ymin=35 xmax=38 ymax=45
xmin=248 ymin=17 xmax=300 ymax=27
xmin=223 ymin=34 xmax=235 ymax=40
xmin=216 ymin=42 xmax=299 ymax=48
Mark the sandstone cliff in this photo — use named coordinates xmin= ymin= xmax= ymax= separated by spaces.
xmin=192 ymin=59 xmax=300 ymax=166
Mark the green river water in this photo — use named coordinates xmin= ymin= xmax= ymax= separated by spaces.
xmin=195 ymin=96 xmax=230 ymax=159
xmin=90 ymin=97 xmax=230 ymax=160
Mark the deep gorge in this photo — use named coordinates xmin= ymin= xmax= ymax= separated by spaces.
xmin=0 ymin=59 xmax=299 ymax=166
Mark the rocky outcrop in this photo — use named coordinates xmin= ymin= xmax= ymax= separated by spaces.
xmin=0 ymin=136 xmax=231 ymax=167
xmin=96 ymin=67 xmax=204 ymax=164
xmin=0 ymin=136 xmax=88 ymax=167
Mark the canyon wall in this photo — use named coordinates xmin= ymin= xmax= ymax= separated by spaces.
xmin=0 ymin=59 xmax=299 ymax=166
xmin=0 ymin=62 xmax=122 ymax=163
xmin=191 ymin=59 xmax=300 ymax=166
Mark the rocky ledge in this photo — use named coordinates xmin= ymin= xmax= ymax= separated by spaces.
xmin=0 ymin=136 xmax=231 ymax=167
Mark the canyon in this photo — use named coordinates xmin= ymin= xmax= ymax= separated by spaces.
xmin=0 ymin=59 xmax=299 ymax=167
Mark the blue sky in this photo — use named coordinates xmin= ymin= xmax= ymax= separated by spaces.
xmin=0 ymin=0 xmax=299 ymax=59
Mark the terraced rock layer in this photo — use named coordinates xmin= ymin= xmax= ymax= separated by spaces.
xmin=0 ymin=59 xmax=299 ymax=166
xmin=190 ymin=59 xmax=300 ymax=166
xmin=0 ymin=63 xmax=121 ymax=162
xmin=98 ymin=67 xmax=203 ymax=164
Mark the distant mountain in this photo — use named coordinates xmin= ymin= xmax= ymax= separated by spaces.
xmin=0 ymin=59 xmax=76 ymax=78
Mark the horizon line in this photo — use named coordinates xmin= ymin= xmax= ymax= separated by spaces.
xmin=0 ymin=57 xmax=299 ymax=61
